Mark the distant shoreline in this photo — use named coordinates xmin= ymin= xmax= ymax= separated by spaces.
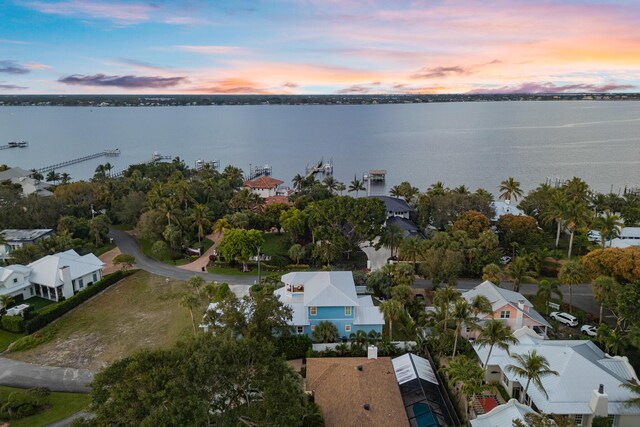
xmin=1 ymin=93 xmax=640 ymax=107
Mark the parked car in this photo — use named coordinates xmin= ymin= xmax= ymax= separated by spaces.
xmin=587 ymin=230 xmax=601 ymax=243
xmin=550 ymin=311 xmax=579 ymax=327
xmin=500 ymin=256 xmax=512 ymax=265
xmin=581 ymin=325 xmax=597 ymax=337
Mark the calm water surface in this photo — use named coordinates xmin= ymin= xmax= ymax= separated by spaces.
xmin=1 ymin=101 xmax=639 ymax=195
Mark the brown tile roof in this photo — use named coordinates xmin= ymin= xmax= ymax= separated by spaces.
xmin=306 ymin=357 xmax=409 ymax=427
xmin=264 ymin=195 xmax=292 ymax=206
xmin=243 ymin=176 xmax=284 ymax=189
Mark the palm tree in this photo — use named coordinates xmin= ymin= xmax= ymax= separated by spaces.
xmin=447 ymin=356 xmax=488 ymax=417
xmin=30 ymin=169 xmax=44 ymax=181
xmin=564 ymin=200 xmax=591 ymax=259
xmin=0 ymin=295 xmax=14 ymax=312
xmin=541 ymin=191 xmax=568 ymax=248
xmin=335 ymin=182 xmax=346 ymax=196
xmin=622 ymin=382 xmax=640 ymax=408
xmin=558 ymin=261 xmax=588 ymax=314
xmin=564 ymin=177 xmax=590 ymax=203
xmin=288 ymin=243 xmax=305 ymax=265
xmin=104 ymin=162 xmax=113 ymax=177
xmin=453 ymin=184 xmax=470 ymax=195
xmin=398 ymin=237 xmax=423 ymax=270
xmin=379 ymin=299 xmax=403 ymax=341
xmin=322 ymin=176 xmax=338 ymax=193
xmin=292 ymin=174 xmax=306 ymax=190
xmin=433 ymin=285 xmax=460 ymax=336
xmin=379 ymin=224 xmax=404 ymax=258
xmin=506 ymin=350 xmax=559 ymax=405
xmin=535 ymin=280 xmax=563 ymax=315
xmin=312 ymin=321 xmax=339 ymax=343
xmin=476 ymin=320 xmax=518 ymax=369
xmin=180 ymin=294 xmax=201 ymax=337
xmin=470 ymin=295 xmax=493 ymax=318
xmin=592 ymin=276 xmax=619 ymax=323
xmin=499 ymin=177 xmax=524 ymax=202
xmin=427 ymin=181 xmax=447 ymax=196
xmin=190 ymin=203 xmax=212 ymax=245
xmin=159 ymin=197 xmax=178 ymax=226
xmin=482 ymin=263 xmax=503 ymax=285
xmin=188 ymin=275 xmax=205 ymax=297
xmin=348 ymin=178 xmax=365 ymax=197
xmin=451 ymin=300 xmax=480 ymax=358
xmin=507 ymin=257 xmax=537 ymax=292
xmin=591 ymin=210 xmax=623 ymax=248
xmin=349 ymin=329 xmax=369 ymax=352
xmin=212 ymin=218 xmax=230 ymax=236
xmin=60 ymin=172 xmax=71 ymax=184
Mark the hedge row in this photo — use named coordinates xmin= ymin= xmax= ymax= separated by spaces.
xmin=24 ymin=270 xmax=134 ymax=334
xmin=1 ymin=315 xmax=25 ymax=333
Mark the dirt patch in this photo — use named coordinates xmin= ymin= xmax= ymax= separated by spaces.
xmin=99 ymin=247 xmax=122 ymax=275
xmin=7 ymin=272 xmax=200 ymax=370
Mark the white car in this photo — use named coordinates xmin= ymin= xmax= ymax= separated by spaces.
xmin=500 ymin=256 xmax=512 ymax=265
xmin=550 ymin=311 xmax=579 ymax=327
xmin=581 ymin=325 xmax=597 ymax=337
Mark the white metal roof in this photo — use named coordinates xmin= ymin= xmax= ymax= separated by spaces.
xmin=620 ymin=227 xmax=640 ymax=239
xmin=470 ymin=399 xmax=535 ymax=427
xmin=354 ymin=296 xmax=384 ymax=325
xmin=28 ymin=250 xmax=104 ymax=287
xmin=490 ymin=201 xmax=525 ymax=222
xmin=392 ymin=353 xmax=439 ymax=385
xmin=1 ymin=229 xmax=53 ymax=242
xmin=463 ymin=281 xmax=551 ymax=328
xmin=281 ymin=271 xmax=360 ymax=307
xmin=474 ymin=329 xmax=640 ymax=415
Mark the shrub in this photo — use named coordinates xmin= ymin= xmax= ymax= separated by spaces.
xmin=0 ymin=387 xmax=50 ymax=420
xmin=10 ymin=328 xmax=57 ymax=352
xmin=275 ymin=334 xmax=312 ymax=360
xmin=1 ymin=315 xmax=25 ymax=333
xmin=24 ymin=270 xmax=133 ymax=334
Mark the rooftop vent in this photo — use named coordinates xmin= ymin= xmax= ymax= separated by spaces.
xmin=599 ymin=384 xmax=604 ymax=394
xmin=363 ymin=403 xmax=370 ymax=411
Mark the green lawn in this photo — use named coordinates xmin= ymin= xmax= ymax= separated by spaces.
xmin=0 ymin=385 xmax=90 ymax=427
xmin=0 ymin=330 xmax=24 ymax=352
xmin=261 ymin=233 xmax=290 ymax=258
xmin=92 ymin=242 xmax=116 ymax=257
xmin=23 ymin=297 xmax=55 ymax=313
xmin=208 ymin=266 xmax=259 ymax=276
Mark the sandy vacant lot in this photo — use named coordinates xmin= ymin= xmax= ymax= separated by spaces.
xmin=8 ymin=271 xmax=197 ymax=371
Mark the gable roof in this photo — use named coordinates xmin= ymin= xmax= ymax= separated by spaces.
xmin=28 ymin=250 xmax=104 ymax=287
xmin=490 ymin=201 xmax=525 ymax=222
xmin=470 ymin=399 xmax=535 ymax=427
xmin=243 ymin=176 xmax=284 ymax=189
xmin=306 ymin=357 xmax=409 ymax=427
xmin=474 ymin=329 xmax=640 ymax=415
xmin=369 ymin=196 xmax=412 ymax=213
xmin=281 ymin=271 xmax=360 ymax=307
xmin=0 ymin=167 xmax=31 ymax=180
xmin=463 ymin=281 xmax=551 ymax=328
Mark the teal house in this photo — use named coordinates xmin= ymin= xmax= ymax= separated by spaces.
xmin=275 ymin=271 xmax=384 ymax=339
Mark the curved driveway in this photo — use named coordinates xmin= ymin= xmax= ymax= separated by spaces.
xmin=109 ymin=229 xmax=253 ymax=295
xmin=0 ymin=358 xmax=93 ymax=393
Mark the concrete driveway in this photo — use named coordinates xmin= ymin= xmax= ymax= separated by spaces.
xmin=360 ymin=238 xmax=391 ymax=271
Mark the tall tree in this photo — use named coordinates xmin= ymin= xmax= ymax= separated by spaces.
xmin=535 ymin=280 xmax=563 ymax=315
xmin=506 ymin=350 xmax=559 ymax=405
xmin=507 ymin=257 xmax=537 ymax=292
xmin=499 ymin=177 xmax=524 ymax=202
xmin=190 ymin=203 xmax=212 ymax=245
xmin=476 ymin=320 xmax=518 ymax=369
xmin=379 ymin=224 xmax=404 ymax=258
xmin=541 ymin=191 xmax=568 ymax=248
xmin=180 ymin=294 xmax=201 ymax=336
xmin=482 ymin=263 xmax=503 ymax=285
xmin=218 ymin=228 xmax=264 ymax=272
xmin=379 ymin=299 xmax=403 ymax=341
xmin=348 ymin=178 xmax=365 ymax=197
xmin=433 ymin=285 xmax=460 ymax=336
xmin=591 ymin=210 xmax=623 ymax=248
xmin=447 ymin=356 xmax=488 ymax=417
xmin=398 ymin=237 xmax=424 ymax=270
xmin=564 ymin=200 xmax=591 ymax=259
xmin=558 ymin=261 xmax=588 ymax=314
xmin=451 ymin=299 xmax=480 ymax=358
xmin=592 ymin=276 xmax=620 ymax=324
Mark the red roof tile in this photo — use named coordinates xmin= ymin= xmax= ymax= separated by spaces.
xmin=243 ymin=176 xmax=284 ymax=189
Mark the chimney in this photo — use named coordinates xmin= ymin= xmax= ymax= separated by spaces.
xmin=589 ymin=384 xmax=608 ymax=417
xmin=368 ymin=345 xmax=378 ymax=360
xmin=58 ymin=265 xmax=74 ymax=299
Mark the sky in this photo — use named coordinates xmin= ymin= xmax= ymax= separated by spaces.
xmin=1 ymin=0 xmax=640 ymax=95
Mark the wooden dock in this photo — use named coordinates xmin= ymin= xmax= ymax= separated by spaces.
xmin=0 ymin=141 xmax=28 ymax=150
xmin=364 ymin=169 xmax=386 ymax=183
xmin=195 ymin=159 xmax=220 ymax=171
xmin=36 ymin=149 xmax=120 ymax=173
xmin=248 ymin=163 xmax=272 ymax=180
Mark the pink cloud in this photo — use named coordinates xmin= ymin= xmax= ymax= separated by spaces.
xmin=175 ymin=45 xmax=250 ymax=55
xmin=24 ymin=0 xmax=157 ymax=24
xmin=468 ymin=82 xmax=636 ymax=94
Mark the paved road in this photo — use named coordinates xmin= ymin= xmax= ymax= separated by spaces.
xmin=413 ymin=279 xmax=603 ymax=317
xmin=109 ymin=229 xmax=252 ymax=296
xmin=360 ymin=238 xmax=391 ymax=271
xmin=0 ymin=357 xmax=93 ymax=393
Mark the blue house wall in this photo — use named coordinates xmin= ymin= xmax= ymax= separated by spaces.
xmin=297 ymin=305 xmax=383 ymax=339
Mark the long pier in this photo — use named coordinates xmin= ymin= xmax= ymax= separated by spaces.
xmin=0 ymin=141 xmax=28 ymax=150
xmin=36 ymin=149 xmax=120 ymax=173
xmin=248 ymin=163 xmax=272 ymax=180
xmin=305 ymin=158 xmax=333 ymax=179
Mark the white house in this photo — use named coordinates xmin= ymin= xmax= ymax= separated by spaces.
xmin=475 ymin=328 xmax=640 ymax=427
xmin=490 ymin=200 xmax=525 ymax=223
xmin=608 ymin=227 xmax=640 ymax=248
xmin=274 ymin=271 xmax=385 ymax=338
xmin=470 ymin=399 xmax=535 ymax=427
xmin=462 ymin=281 xmax=551 ymax=338
xmin=242 ymin=176 xmax=284 ymax=198
xmin=0 ymin=250 xmax=104 ymax=304
xmin=1 ymin=229 xmax=54 ymax=261
xmin=0 ymin=167 xmax=52 ymax=197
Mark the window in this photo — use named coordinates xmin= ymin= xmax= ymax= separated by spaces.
xmin=502 ymin=372 xmax=509 ymax=386
xmin=311 ymin=325 xmax=316 ymax=332
xmin=296 ymin=326 xmax=304 ymax=334
xmin=79 ymin=279 xmax=84 ymax=289
xmin=608 ymin=415 xmax=617 ymax=426
xmin=13 ymin=278 xmax=17 ymax=283
xmin=30 ymin=287 xmax=34 ymax=296
xmin=345 ymin=306 xmax=352 ymax=316
xmin=574 ymin=414 xmax=583 ymax=426
xmin=310 ymin=306 xmax=317 ymax=316
xmin=93 ymin=273 xmax=98 ymax=282
xmin=345 ymin=325 xmax=351 ymax=332
xmin=500 ymin=310 xmax=511 ymax=319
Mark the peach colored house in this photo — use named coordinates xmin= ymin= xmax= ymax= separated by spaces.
xmin=462 ymin=281 xmax=550 ymax=338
